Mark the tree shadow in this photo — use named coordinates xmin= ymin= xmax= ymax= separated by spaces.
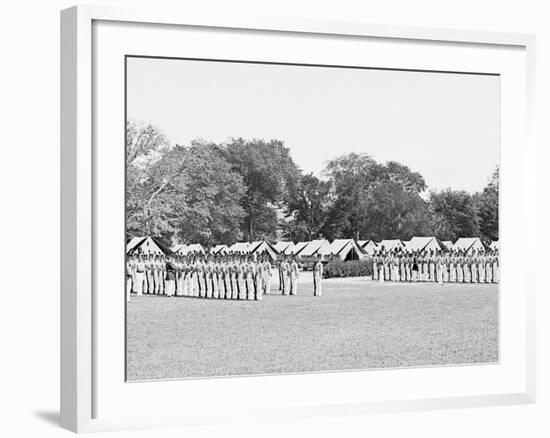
xmin=34 ymin=410 xmax=60 ymax=427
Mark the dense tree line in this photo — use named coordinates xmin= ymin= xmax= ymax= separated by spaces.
xmin=126 ymin=121 xmax=499 ymax=246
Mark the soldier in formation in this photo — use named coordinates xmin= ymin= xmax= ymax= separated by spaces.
xmin=126 ymin=248 xmax=326 ymax=300
xmin=126 ymin=251 xmax=277 ymax=301
xmin=371 ymin=247 xmax=499 ymax=284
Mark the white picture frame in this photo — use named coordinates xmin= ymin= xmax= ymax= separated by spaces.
xmin=60 ymin=4 xmax=536 ymax=433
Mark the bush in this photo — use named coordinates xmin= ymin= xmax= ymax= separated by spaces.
xmin=323 ymin=259 xmax=373 ymax=278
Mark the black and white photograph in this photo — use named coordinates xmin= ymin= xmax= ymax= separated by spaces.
xmin=125 ymin=56 xmax=500 ymax=381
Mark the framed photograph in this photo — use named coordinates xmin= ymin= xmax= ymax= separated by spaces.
xmin=61 ymin=5 xmax=536 ymax=433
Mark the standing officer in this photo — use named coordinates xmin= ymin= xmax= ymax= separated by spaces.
xmin=135 ymin=253 xmax=146 ymax=296
xmin=485 ymin=251 xmax=493 ymax=283
xmin=129 ymin=254 xmax=137 ymax=293
xmin=230 ymin=256 xmax=239 ymax=299
xmin=436 ymin=250 xmax=444 ymax=284
xmin=290 ymin=256 xmax=299 ymax=295
xmin=313 ymin=254 xmax=323 ymax=296
xmin=278 ymin=257 xmax=284 ymax=292
xmin=449 ymin=252 xmax=456 ymax=283
xmin=429 ymin=250 xmax=436 ymax=282
xmin=255 ymin=259 xmax=264 ymax=300
xmin=456 ymin=251 xmax=464 ymax=283
xmin=411 ymin=251 xmax=419 ymax=282
xmin=282 ymin=255 xmax=291 ymax=295
xmin=262 ymin=256 xmax=271 ymax=295
xmin=126 ymin=256 xmax=133 ymax=303
xmin=148 ymin=254 xmax=157 ymax=294
xmin=164 ymin=255 xmax=176 ymax=297
xmin=152 ymin=254 xmax=160 ymax=295
xmin=478 ymin=251 xmax=486 ymax=283
xmin=246 ymin=257 xmax=256 ymax=300
xmin=392 ymin=252 xmax=400 ymax=282
xmin=237 ymin=256 xmax=246 ymax=300
xmin=378 ymin=252 xmax=385 ymax=284
xmin=493 ymin=249 xmax=499 ymax=283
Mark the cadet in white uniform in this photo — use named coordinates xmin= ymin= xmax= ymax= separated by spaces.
xmin=237 ymin=257 xmax=246 ymax=300
xmin=436 ymin=251 xmax=444 ymax=284
xmin=313 ymin=254 xmax=323 ymax=296
xmin=492 ymin=250 xmax=499 ymax=283
xmin=429 ymin=250 xmax=436 ymax=282
xmin=159 ymin=255 xmax=166 ymax=295
xmin=378 ymin=253 xmax=385 ymax=284
xmin=290 ymin=256 xmax=299 ymax=295
xmin=478 ymin=251 xmax=486 ymax=283
xmin=281 ymin=256 xmax=291 ymax=295
xmin=246 ymin=259 xmax=255 ymax=300
xmin=263 ymin=257 xmax=271 ymax=295
xmin=164 ymin=256 xmax=176 ymax=297
xmin=255 ymin=260 xmax=263 ymax=300
xmin=126 ymin=257 xmax=132 ymax=302
xmin=135 ymin=254 xmax=146 ymax=296
xmin=230 ymin=258 xmax=238 ymax=299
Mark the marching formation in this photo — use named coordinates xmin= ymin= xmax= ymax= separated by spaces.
xmin=126 ymin=252 xmax=326 ymax=303
xmin=125 ymin=239 xmax=498 ymax=303
xmin=372 ymin=248 xmax=500 ymax=284
xmin=126 ymin=253 xmax=275 ymax=302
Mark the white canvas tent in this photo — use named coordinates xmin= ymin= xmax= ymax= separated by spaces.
xmin=127 ymin=236 xmax=144 ymax=253
xmin=453 ymin=237 xmax=486 ymax=254
xmin=273 ymin=241 xmax=292 ymax=254
xmin=283 ymin=241 xmax=308 ymax=256
xmin=405 ymin=236 xmax=444 ymax=253
xmin=249 ymin=240 xmax=279 ymax=260
xmin=378 ymin=239 xmax=405 ymax=252
xmin=323 ymin=239 xmax=366 ymax=261
xmin=127 ymin=236 xmax=173 ymax=256
xmin=442 ymin=241 xmax=454 ymax=251
xmin=227 ymin=241 xmax=251 ymax=253
xmin=299 ymin=239 xmax=331 ymax=258
xmin=489 ymin=240 xmax=499 ymax=251
xmin=358 ymin=240 xmax=378 ymax=256
xmin=212 ymin=244 xmax=229 ymax=255
xmin=174 ymin=243 xmax=206 ymax=255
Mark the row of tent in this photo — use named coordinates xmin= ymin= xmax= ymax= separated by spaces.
xmin=373 ymin=236 xmax=499 ymax=254
xmin=127 ymin=235 xmax=499 ymax=261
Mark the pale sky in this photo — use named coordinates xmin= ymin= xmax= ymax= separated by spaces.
xmin=127 ymin=57 xmax=499 ymax=193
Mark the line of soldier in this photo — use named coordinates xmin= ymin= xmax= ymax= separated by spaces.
xmin=372 ymin=248 xmax=499 ymax=284
xmin=126 ymin=252 xmax=274 ymax=302
xmin=274 ymin=254 xmax=324 ymax=297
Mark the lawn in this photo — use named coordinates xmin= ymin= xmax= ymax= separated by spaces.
xmin=126 ymin=277 xmax=498 ymax=381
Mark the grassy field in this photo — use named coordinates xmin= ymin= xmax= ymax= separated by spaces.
xmin=126 ymin=278 xmax=498 ymax=381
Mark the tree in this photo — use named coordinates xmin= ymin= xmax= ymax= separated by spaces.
xmin=322 ymin=153 xmax=428 ymax=241
xmin=174 ymin=141 xmax=246 ymax=246
xmin=284 ymin=173 xmax=332 ymax=241
xmin=363 ymin=180 xmax=432 ymax=240
xmin=428 ymin=189 xmax=480 ymax=241
xmin=126 ymin=121 xmax=171 ymax=238
xmin=222 ymin=138 xmax=301 ymax=241
xmin=474 ymin=166 xmax=499 ymax=242
xmin=126 ymin=122 xmax=246 ymax=245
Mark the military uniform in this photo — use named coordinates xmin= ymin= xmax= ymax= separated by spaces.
xmin=313 ymin=258 xmax=323 ymax=296
xmin=126 ymin=258 xmax=132 ymax=302
xmin=246 ymin=261 xmax=256 ymax=300
xmin=135 ymin=256 xmax=146 ymax=296
xmin=290 ymin=259 xmax=299 ymax=295
xmin=255 ymin=262 xmax=263 ymax=300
